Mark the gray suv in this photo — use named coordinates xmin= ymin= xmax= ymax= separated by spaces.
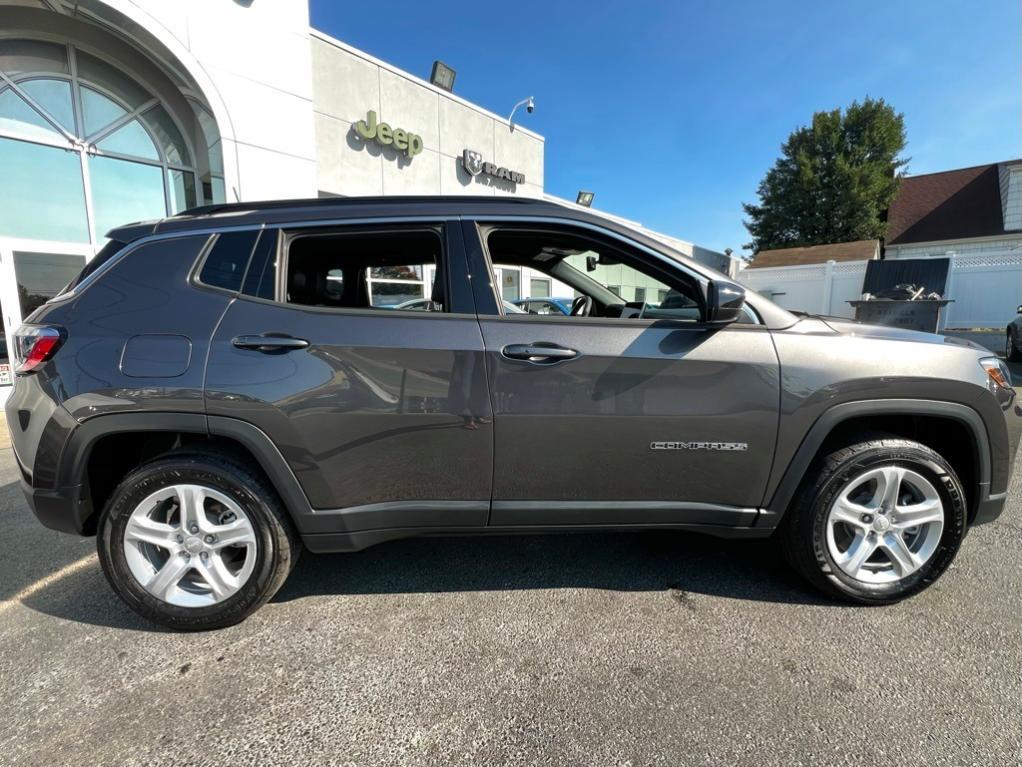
xmin=7 ymin=197 xmax=1020 ymax=630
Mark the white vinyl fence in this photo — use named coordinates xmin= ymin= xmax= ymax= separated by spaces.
xmin=941 ymin=251 xmax=1022 ymax=329
xmin=738 ymin=260 xmax=869 ymax=319
xmin=739 ymin=251 xmax=1022 ymax=329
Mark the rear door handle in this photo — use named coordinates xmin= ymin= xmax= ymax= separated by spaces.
xmin=501 ymin=343 xmax=578 ymax=363
xmin=232 ymin=334 xmax=309 ymax=352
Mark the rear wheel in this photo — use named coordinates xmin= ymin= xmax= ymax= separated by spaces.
xmin=98 ymin=451 xmax=300 ymax=630
xmin=782 ymin=437 xmax=967 ymax=604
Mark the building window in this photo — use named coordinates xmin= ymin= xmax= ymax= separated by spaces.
xmin=496 ymin=267 xmax=521 ymax=301
xmin=527 ymin=278 xmax=551 ymax=298
xmin=368 ymin=262 xmax=428 ymax=308
xmin=634 ymin=287 xmax=646 ymax=303
xmin=0 ymin=135 xmax=89 ymax=242
xmin=607 ymin=285 xmax=621 ymax=297
xmin=14 ymin=251 xmax=86 ymax=317
xmin=0 ymin=39 xmax=224 ymax=247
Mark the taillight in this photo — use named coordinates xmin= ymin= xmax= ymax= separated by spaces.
xmin=14 ymin=325 xmax=64 ymax=375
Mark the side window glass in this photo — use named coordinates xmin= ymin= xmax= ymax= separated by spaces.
xmin=485 ymin=227 xmax=703 ymax=322
xmin=241 ymin=228 xmax=278 ymax=300
xmin=199 ymin=230 xmax=258 ymax=292
xmin=283 ymin=228 xmax=442 ymax=311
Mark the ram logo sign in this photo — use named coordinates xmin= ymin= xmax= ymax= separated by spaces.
xmin=461 ymin=148 xmax=525 ymax=184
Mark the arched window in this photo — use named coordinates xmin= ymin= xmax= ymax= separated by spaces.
xmin=0 ymin=38 xmax=224 ymax=245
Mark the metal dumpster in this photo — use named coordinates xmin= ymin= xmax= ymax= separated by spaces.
xmin=847 ymin=299 xmax=953 ymax=333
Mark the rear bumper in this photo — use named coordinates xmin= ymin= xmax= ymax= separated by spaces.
xmin=11 ymin=447 xmax=91 ymax=534
xmin=16 ymin=479 xmax=91 ymax=536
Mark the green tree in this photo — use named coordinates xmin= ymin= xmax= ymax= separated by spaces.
xmin=743 ymin=97 xmax=907 ymax=256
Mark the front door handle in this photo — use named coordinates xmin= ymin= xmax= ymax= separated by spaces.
xmin=501 ymin=343 xmax=578 ymax=363
xmin=232 ymin=334 xmax=310 ymax=352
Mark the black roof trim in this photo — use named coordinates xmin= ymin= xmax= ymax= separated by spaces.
xmin=173 ymin=195 xmax=550 ymax=220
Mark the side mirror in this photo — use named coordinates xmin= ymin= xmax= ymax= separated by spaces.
xmin=586 ymin=255 xmax=598 ymax=272
xmin=706 ymin=279 xmax=746 ymax=324
xmin=1016 ymin=304 xmax=1022 ymax=314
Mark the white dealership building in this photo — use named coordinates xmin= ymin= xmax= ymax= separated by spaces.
xmin=0 ymin=0 xmax=729 ymax=393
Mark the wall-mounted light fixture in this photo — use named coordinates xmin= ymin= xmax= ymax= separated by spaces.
xmin=430 ymin=60 xmax=456 ymax=92
xmin=576 ymin=191 xmax=595 ymax=207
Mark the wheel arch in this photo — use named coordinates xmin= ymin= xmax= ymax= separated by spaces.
xmin=60 ymin=413 xmax=314 ymax=534
xmin=764 ymin=400 xmax=990 ymax=527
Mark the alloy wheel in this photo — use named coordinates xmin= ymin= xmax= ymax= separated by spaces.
xmin=825 ymin=466 xmax=945 ymax=584
xmin=122 ymin=484 xmax=258 ymax=607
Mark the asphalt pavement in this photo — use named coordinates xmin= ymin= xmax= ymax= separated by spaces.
xmin=1 ymin=406 xmax=1020 ymax=766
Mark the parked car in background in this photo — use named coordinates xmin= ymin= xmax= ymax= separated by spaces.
xmin=6 ymin=196 xmax=1020 ymax=630
xmin=1007 ymin=304 xmax=1022 ymax=361
xmin=513 ymin=297 xmax=573 ymax=315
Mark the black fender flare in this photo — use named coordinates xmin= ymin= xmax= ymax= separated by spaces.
xmin=59 ymin=412 xmax=316 ymax=530
xmin=761 ymin=399 xmax=990 ymax=526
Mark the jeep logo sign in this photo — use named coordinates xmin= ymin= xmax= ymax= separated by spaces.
xmin=462 ymin=148 xmax=525 ymax=184
xmin=354 ymin=110 xmax=423 ymax=158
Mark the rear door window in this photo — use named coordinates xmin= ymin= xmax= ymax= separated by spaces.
xmin=281 ymin=228 xmax=444 ymax=312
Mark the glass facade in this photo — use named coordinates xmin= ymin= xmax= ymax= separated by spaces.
xmin=0 ymin=39 xmax=223 ymax=247
xmin=0 ymin=136 xmax=89 ymax=241
xmin=13 ymin=251 xmax=86 ymax=317
xmin=0 ymin=36 xmax=225 ymax=386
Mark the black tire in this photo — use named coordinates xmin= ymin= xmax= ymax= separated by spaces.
xmin=97 ymin=450 xmax=300 ymax=630
xmin=1007 ymin=330 xmax=1022 ymax=362
xmin=781 ymin=437 xmax=967 ymax=604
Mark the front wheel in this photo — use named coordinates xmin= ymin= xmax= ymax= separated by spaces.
xmin=97 ymin=451 xmax=300 ymax=630
xmin=781 ymin=437 xmax=967 ymax=604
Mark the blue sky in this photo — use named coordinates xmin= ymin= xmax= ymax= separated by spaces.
xmin=310 ymin=0 xmax=1021 ymax=256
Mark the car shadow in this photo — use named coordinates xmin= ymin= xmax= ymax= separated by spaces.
xmin=272 ymin=530 xmax=839 ymax=608
xmin=11 ymin=524 xmax=845 ymax=632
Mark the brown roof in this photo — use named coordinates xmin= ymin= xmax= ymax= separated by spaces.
xmin=886 ymin=162 xmax=1014 ymax=244
xmin=748 ymin=239 xmax=879 ymax=268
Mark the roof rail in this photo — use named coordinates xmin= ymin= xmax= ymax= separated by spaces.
xmin=173 ymin=195 xmax=548 ymax=218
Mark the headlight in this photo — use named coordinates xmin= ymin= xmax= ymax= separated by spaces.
xmin=979 ymin=357 xmax=1013 ymax=395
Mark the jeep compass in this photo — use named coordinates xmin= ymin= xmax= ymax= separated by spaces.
xmin=7 ymin=196 xmax=1020 ymax=629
